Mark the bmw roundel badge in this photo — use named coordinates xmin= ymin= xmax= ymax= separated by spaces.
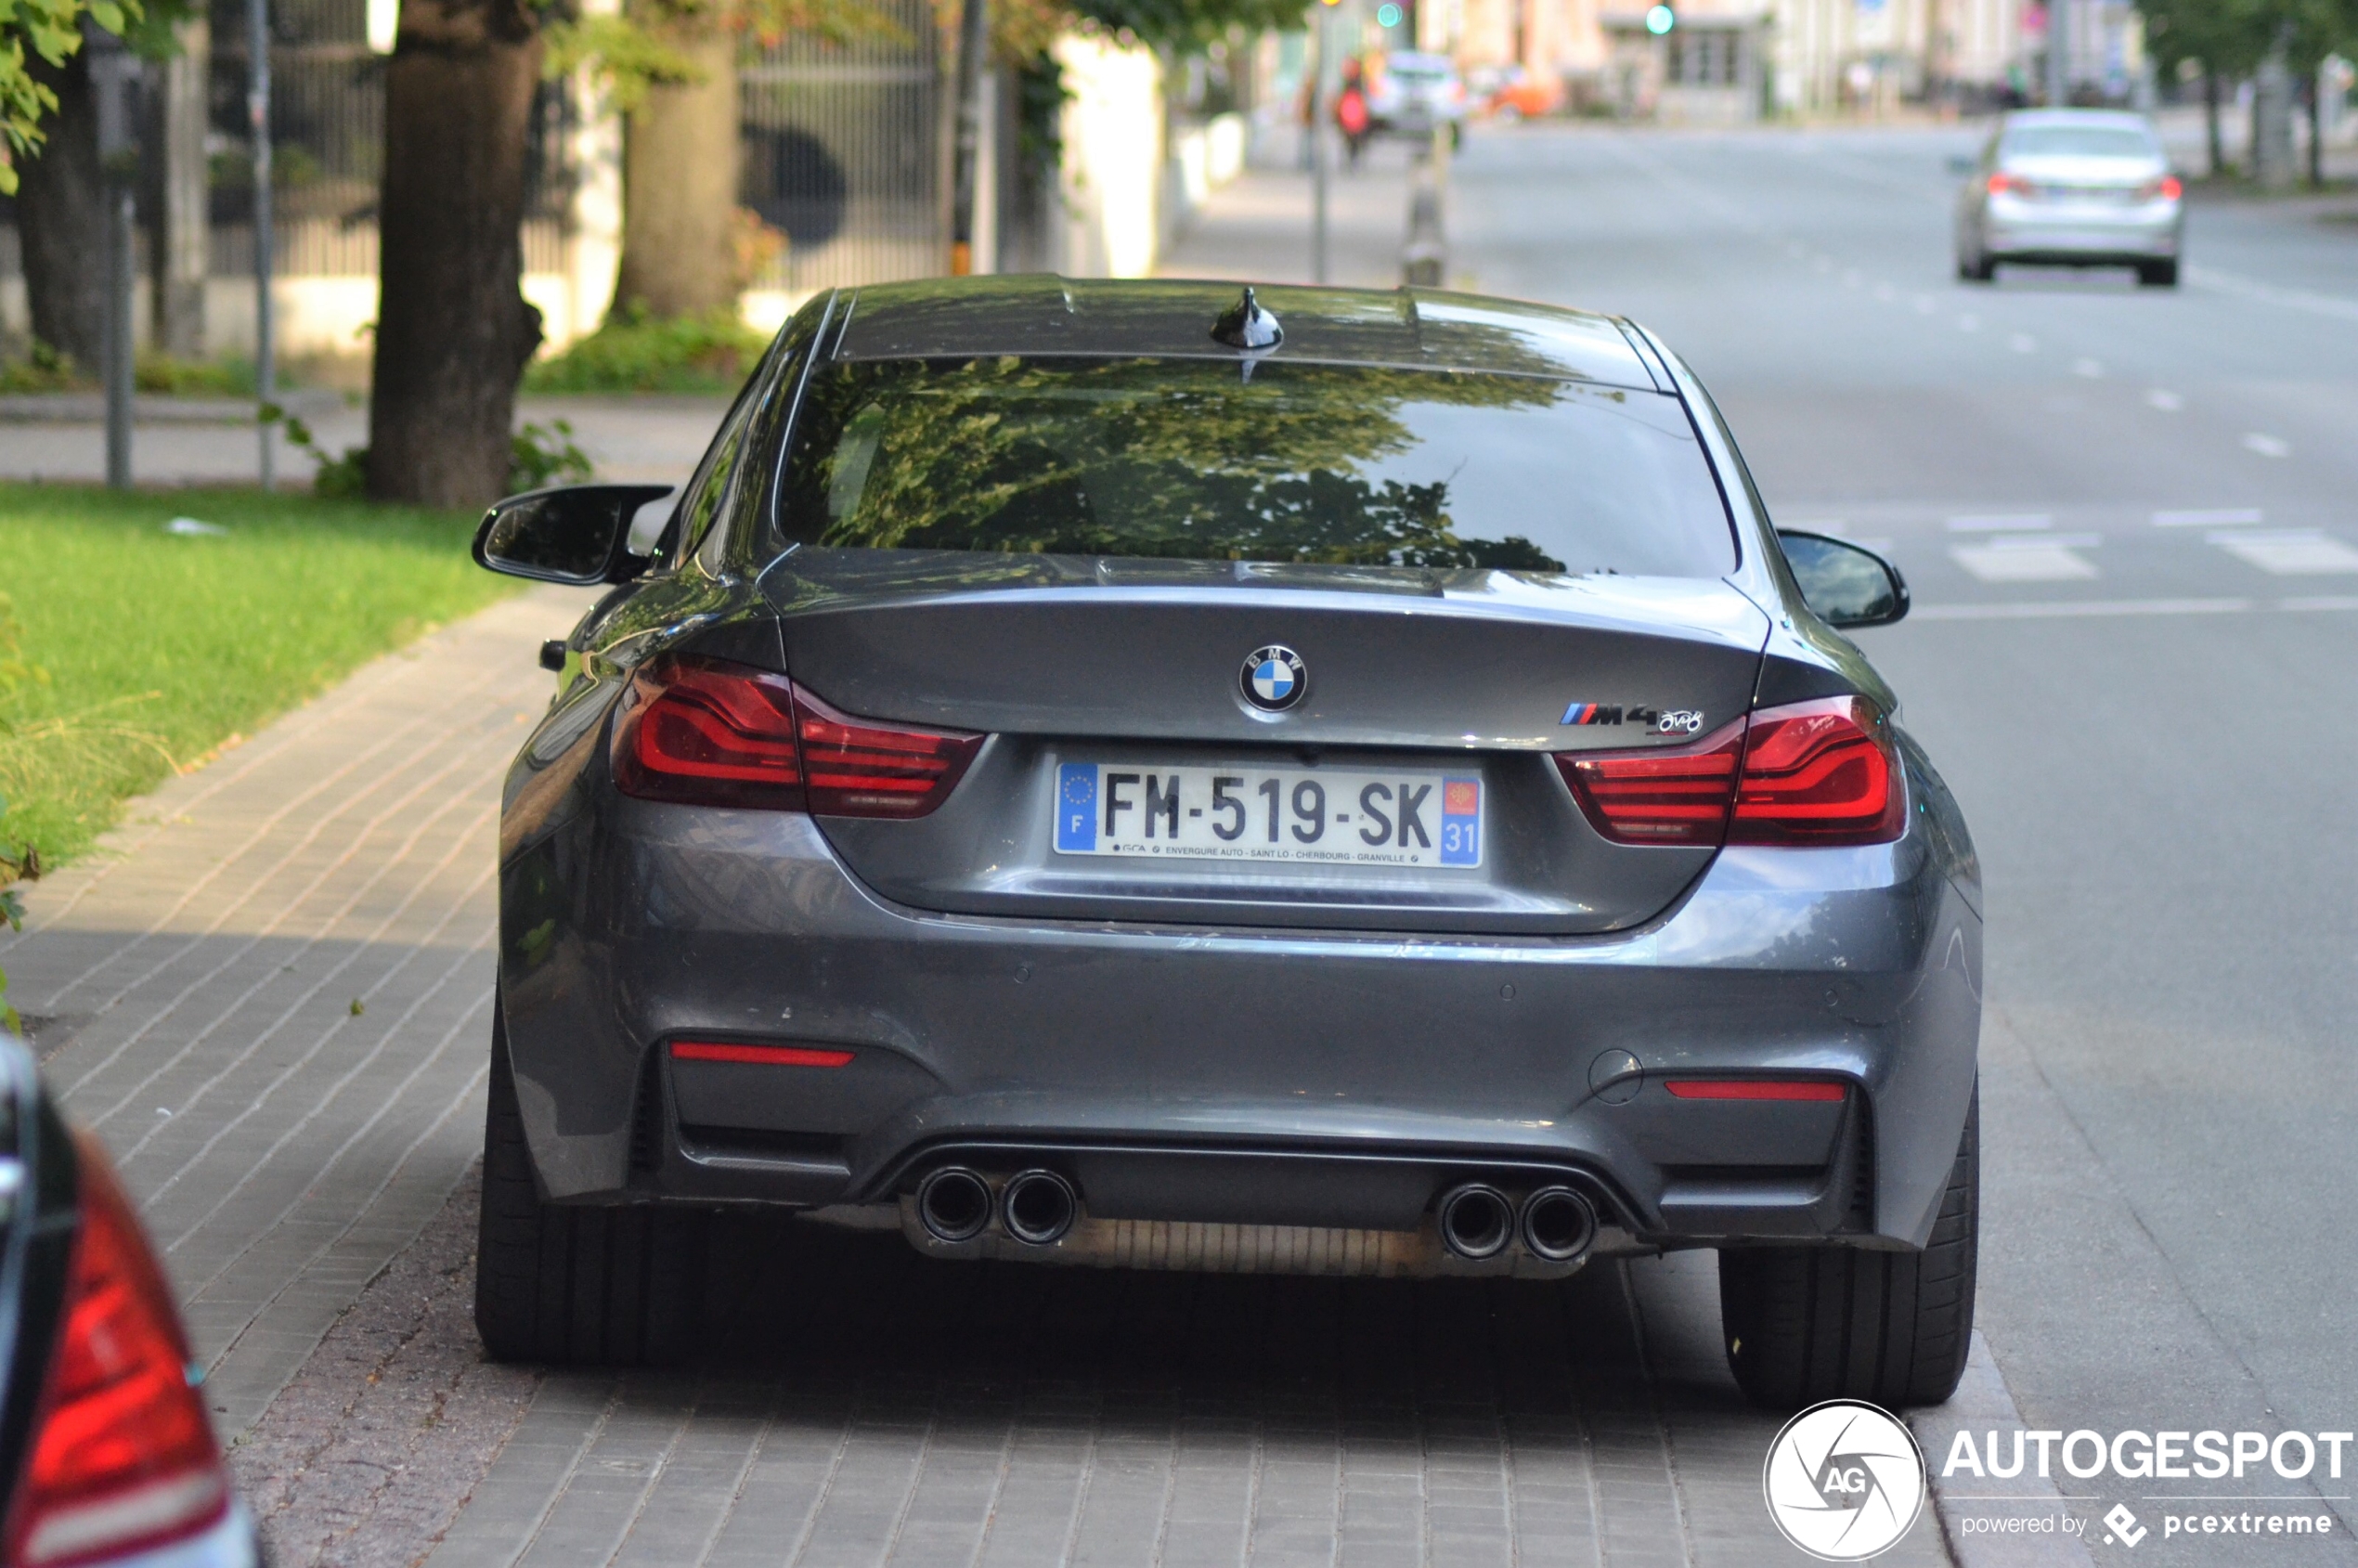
xmin=1240 ymin=645 xmax=1308 ymax=712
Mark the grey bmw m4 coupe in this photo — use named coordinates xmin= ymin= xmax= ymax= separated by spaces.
xmin=473 ymin=278 xmax=1981 ymax=1410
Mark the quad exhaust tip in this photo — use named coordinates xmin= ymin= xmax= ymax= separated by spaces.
xmin=1520 ymin=1186 xmax=1598 ymax=1263
xmin=1437 ymin=1183 xmax=1516 ymax=1260
xmin=1000 ymin=1168 xmax=1079 ymax=1245
xmin=915 ymin=1166 xmax=994 ymax=1243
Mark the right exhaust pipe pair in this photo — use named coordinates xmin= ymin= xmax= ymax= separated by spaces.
xmin=915 ymin=1166 xmax=1078 ymax=1246
xmin=1437 ymin=1182 xmax=1598 ymax=1263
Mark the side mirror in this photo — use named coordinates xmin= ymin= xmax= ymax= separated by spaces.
xmin=473 ymin=485 xmax=676 ymax=585
xmin=1777 ymin=531 xmax=1910 ymax=628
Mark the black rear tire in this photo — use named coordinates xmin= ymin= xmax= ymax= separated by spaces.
xmin=2137 ymin=259 xmax=2180 ymax=288
xmin=1718 ymin=1082 xmax=1977 ymax=1410
xmin=475 ymin=1011 xmax=705 ymax=1365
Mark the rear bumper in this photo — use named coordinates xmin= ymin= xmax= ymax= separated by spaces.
xmin=1983 ymin=210 xmax=2181 ymax=260
xmin=499 ymin=763 xmax=1981 ymax=1257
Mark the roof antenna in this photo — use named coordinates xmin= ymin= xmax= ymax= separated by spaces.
xmin=1211 ymin=287 xmax=1283 ymax=350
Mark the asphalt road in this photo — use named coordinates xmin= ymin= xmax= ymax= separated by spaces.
xmin=1457 ymin=124 xmax=2358 ymax=1564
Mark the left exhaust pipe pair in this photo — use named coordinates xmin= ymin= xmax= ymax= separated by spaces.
xmin=914 ymin=1166 xmax=1077 ymax=1246
xmin=1436 ymin=1182 xmax=1598 ymax=1263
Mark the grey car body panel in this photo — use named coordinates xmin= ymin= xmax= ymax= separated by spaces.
xmin=764 ymin=557 xmax=1771 ymax=934
xmin=497 ymin=279 xmax=1982 ymax=1262
xmin=829 ymin=277 xmax=1661 ymax=390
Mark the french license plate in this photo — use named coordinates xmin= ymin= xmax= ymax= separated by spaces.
xmin=1053 ymin=763 xmax=1483 ymax=868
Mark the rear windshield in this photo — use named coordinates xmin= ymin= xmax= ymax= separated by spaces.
xmin=774 ymin=356 xmax=1737 ymax=577
xmin=2001 ymin=124 xmax=2158 ymax=159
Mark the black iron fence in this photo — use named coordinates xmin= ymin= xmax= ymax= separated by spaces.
xmin=1 ymin=0 xmax=943 ymax=300
xmin=738 ymin=0 xmax=944 ymax=293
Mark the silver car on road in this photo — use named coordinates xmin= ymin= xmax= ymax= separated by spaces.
xmin=1956 ymin=109 xmax=2183 ymax=286
xmin=468 ymin=278 xmax=1984 ymax=1413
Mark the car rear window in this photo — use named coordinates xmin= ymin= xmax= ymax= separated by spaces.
xmin=2001 ymin=124 xmax=2158 ymax=159
xmin=773 ymin=356 xmax=1737 ymax=577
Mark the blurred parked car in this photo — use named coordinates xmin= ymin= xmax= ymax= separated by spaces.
xmin=1954 ymin=109 xmax=2183 ymax=287
xmin=1478 ymin=64 xmax=1563 ymax=121
xmin=1367 ymin=52 xmax=1468 ymax=145
xmin=0 ymin=1034 xmax=256 ymax=1568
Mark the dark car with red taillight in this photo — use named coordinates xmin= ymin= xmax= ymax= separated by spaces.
xmin=467 ymin=278 xmax=1982 ymax=1413
xmin=0 ymin=1038 xmax=256 ymax=1568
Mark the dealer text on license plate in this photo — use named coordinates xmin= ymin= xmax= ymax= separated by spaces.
xmin=1053 ymin=763 xmax=1482 ymax=867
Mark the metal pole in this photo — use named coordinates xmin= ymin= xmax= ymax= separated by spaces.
xmin=2043 ymin=0 xmax=2066 ymax=106
xmin=91 ymin=39 xmax=137 ymax=490
xmin=1311 ymin=6 xmax=1329 ymax=284
xmin=105 ymin=184 xmax=134 ymax=488
xmin=948 ymin=0 xmax=988 ymax=275
xmin=249 ymin=0 xmax=276 ymax=490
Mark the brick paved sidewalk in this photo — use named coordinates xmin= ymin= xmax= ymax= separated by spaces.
xmin=0 ymin=584 xmax=594 ymax=1435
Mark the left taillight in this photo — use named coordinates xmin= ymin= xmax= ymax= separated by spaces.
xmin=611 ymin=653 xmax=982 ymax=819
xmin=3 ymin=1136 xmax=229 ymax=1568
xmin=1557 ymin=695 xmax=1906 ymax=849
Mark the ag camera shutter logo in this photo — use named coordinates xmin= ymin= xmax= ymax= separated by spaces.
xmin=1763 ymin=1400 xmax=1927 ymax=1561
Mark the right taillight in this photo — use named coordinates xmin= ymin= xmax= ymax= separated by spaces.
xmin=4 ymin=1135 xmax=230 ymax=1568
xmin=2138 ymin=174 xmax=2183 ymax=201
xmin=1558 ymin=696 xmax=1905 ymax=849
xmin=611 ymin=653 xmax=981 ymax=819
xmin=1987 ymin=171 xmax=2033 ymax=196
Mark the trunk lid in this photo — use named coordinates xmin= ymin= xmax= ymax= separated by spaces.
xmin=762 ymin=551 xmax=1770 ymax=934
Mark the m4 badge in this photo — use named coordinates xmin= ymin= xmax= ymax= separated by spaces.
xmin=1561 ymin=702 xmax=1705 ymax=735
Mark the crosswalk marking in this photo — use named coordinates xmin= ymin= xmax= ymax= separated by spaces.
xmin=2154 ymin=508 xmax=2262 ymax=526
xmin=1947 ymin=513 xmax=2052 ymax=531
xmin=2208 ymin=529 xmax=2358 ymax=575
xmin=1950 ymin=534 xmax=2101 ymax=582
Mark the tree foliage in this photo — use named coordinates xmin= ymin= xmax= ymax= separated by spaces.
xmin=784 ymin=356 xmax=1586 ymax=568
xmin=0 ymin=0 xmax=148 ymax=194
xmin=2140 ymin=0 xmax=2353 ymax=77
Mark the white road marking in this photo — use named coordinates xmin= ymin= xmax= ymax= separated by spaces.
xmin=2073 ymin=358 xmax=2105 ymax=378
xmin=1950 ymin=534 xmax=2101 ymax=581
xmin=2008 ymin=332 xmax=2039 ymax=353
xmin=1958 ymin=314 xmax=1981 ymax=331
xmin=1874 ymin=283 xmax=1897 ymax=302
xmin=2153 ymin=508 xmax=2263 ymax=526
xmin=2145 ymin=389 xmax=2184 ymax=410
xmin=2241 ymin=433 xmax=2291 ymax=458
xmin=1914 ymin=295 xmax=1937 ymax=314
xmin=1911 ymin=597 xmax=2252 ymax=620
xmin=2188 ymin=265 xmax=2358 ymax=323
xmin=1948 ymin=513 xmax=2053 ymax=531
xmin=2209 ymin=529 xmax=2358 ymax=574
xmin=1843 ymin=269 xmax=1863 ymax=287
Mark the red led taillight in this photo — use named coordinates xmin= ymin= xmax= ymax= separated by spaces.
xmin=1557 ymin=696 xmax=1905 ymax=849
xmin=1665 ymin=1080 xmax=1847 ymax=1102
xmin=1728 ymin=695 xmax=1906 ymax=845
xmin=1556 ymin=720 xmax=1744 ymax=846
xmin=3 ymin=1136 xmax=229 ymax=1568
xmin=612 ymin=654 xmax=981 ymax=819
xmin=2139 ymin=174 xmax=2183 ymax=201
xmin=1987 ymin=171 xmax=2033 ymax=196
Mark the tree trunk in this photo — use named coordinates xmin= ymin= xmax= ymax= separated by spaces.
xmin=2203 ymin=68 xmax=2223 ymax=176
xmin=612 ymin=32 xmax=741 ymax=319
xmin=2306 ymin=68 xmax=2323 ymax=188
xmin=15 ymin=48 xmax=108 ymax=370
xmin=367 ymin=0 xmax=545 ymax=505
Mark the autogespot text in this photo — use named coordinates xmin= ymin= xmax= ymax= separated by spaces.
xmin=1940 ymin=1429 xmax=2354 ymax=1482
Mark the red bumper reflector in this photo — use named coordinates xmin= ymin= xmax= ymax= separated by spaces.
xmin=667 ymin=1042 xmax=855 ymax=1068
xmin=1664 ymin=1080 xmax=1846 ymax=1102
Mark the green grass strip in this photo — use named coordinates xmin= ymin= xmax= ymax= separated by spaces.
xmin=0 ymin=484 xmax=515 ymax=869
